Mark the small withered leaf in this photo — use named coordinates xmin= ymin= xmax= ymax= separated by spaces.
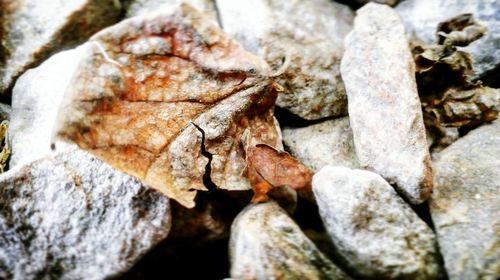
xmin=54 ymin=4 xmax=281 ymax=208
xmin=436 ymin=13 xmax=487 ymax=47
xmin=246 ymin=144 xmax=312 ymax=203
xmin=413 ymin=13 xmax=499 ymax=151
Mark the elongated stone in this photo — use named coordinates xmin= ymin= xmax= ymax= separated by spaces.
xmin=340 ymin=3 xmax=432 ymax=204
xmin=313 ymin=166 xmax=444 ymax=279
xmin=431 ymin=120 xmax=500 ymax=280
xmin=0 ymin=149 xmax=171 ymax=279
xmin=230 ymin=201 xmax=351 ymax=280
xmin=0 ymin=0 xmax=121 ymax=94
xmin=217 ymin=0 xmax=353 ymax=120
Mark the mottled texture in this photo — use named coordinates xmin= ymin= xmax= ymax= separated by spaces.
xmin=431 ymin=120 xmax=500 ymax=280
xmin=344 ymin=0 xmax=399 ymax=7
xmin=0 ymin=104 xmax=10 ymax=121
xmin=230 ymin=201 xmax=350 ymax=280
xmin=9 ymin=45 xmax=87 ymax=167
xmin=396 ymin=0 xmax=500 ymax=79
xmin=54 ymin=4 xmax=281 ymax=208
xmin=340 ymin=3 xmax=432 ymax=204
xmin=0 ymin=0 xmax=121 ymax=94
xmin=217 ymin=0 xmax=353 ymax=120
xmin=313 ymin=166 xmax=443 ymax=279
xmin=282 ymin=117 xmax=358 ymax=172
xmin=0 ymin=149 xmax=171 ymax=280
xmin=123 ymin=0 xmax=217 ymax=19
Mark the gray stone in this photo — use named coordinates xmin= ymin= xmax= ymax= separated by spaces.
xmin=0 ymin=104 xmax=10 ymax=121
xmin=282 ymin=117 xmax=358 ymax=172
xmin=123 ymin=0 xmax=217 ymax=20
xmin=344 ymin=0 xmax=399 ymax=7
xmin=313 ymin=166 xmax=444 ymax=279
xmin=9 ymin=45 xmax=88 ymax=167
xmin=230 ymin=201 xmax=350 ymax=280
xmin=396 ymin=0 xmax=500 ymax=79
xmin=0 ymin=0 xmax=121 ymax=94
xmin=217 ymin=0 xmax=353 ymax=120
xmin=0 ymin=149 xmax=171 ymax=280
xmin=340 ymin=3 xmax=433 ymax=204
xmin=431 ymin=120 xmax=500 ymax=280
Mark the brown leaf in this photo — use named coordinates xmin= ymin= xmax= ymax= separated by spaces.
xmin=54 ymin=4 xmax=281 ymax=208
xmin=412 ymin=13 xmax=499 ymax=151
xmin=436 ymin=13 xmax=487 ymax=47
xmin=246 ymin=144 xmax=312 ymax=203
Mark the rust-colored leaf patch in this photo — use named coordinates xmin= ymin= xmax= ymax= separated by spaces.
xmin=246 ymin=144 xmax=312 ymax=203
xmin=54 ymin=4 xmax=282 ymax=208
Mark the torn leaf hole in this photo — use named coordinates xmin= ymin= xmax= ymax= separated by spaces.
xmin=191 ymin=122 xmax=217 ymax=192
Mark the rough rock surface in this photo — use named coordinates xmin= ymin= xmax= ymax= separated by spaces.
xmin=0 ymin=149 xmax=171 ymax=280
xmin=344 ymin=0 xmax=399 ymax=7
xmin=230 ymin=201 xmax=350 ymax=280
xmin=0 ymin=0 xmax=121 ymax=94
xmin=341 ymin=3 xmax=433 ymax=204
xmin=313 ymin=166 xmax=443 ymax=279
xmin=282 ymin=117 xmax=358 ymax=172
xmin=431 ymin=120 xmax=500 ymax=280
xmin=217 ymin=0 xmax=353 ymax=120
xmin=123 ymin=0 xmax=217 ymax=19
xmin=396 ymin=0 xmax=500 ymax=79
xmin=9 ymin=45 xmax=88 ymax=167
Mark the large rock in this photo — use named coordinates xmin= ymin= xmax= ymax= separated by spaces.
xmin=217 ymin=0 xmax=353 ymax=120
xmin=313 ymin=166 xmax=444 ymax=279
xmin=0 ymin=0 xmax=121 ymax=94
xmin=9 ymin=45 xmax=88 ymax=167
xmin=0 ymin=149 xmax=171 ymax=280
xmin=123 ymin=0 xmax=217 ymax=19
xmin=282 ymin=117 xmax=358 ymax=172
xmin=431 ymin=120 xmax=500 ymax=280
xmin=396 ymin=0 xmax=500 ymax=79
xmin=340 ymin=3 xmax=433 ymax=204
xmin=230 ymin=201 xmax=350 ymax=280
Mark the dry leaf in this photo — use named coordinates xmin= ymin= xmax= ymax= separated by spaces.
xmin=54 ymin=4 xmax=282 ymax=208
xmin=436 ymin=13 xmax=487 ymax=47
xmin=412 ymin=13 xmax=499 ymax=150
xmin=246 ymin=144 xmax=312 ymax=203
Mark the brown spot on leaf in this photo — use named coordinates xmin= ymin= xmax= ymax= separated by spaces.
xmin=246 ymin=144 xmax=312 ymax=203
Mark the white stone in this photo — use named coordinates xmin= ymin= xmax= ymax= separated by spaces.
xmin=313 ymin=166 xmax=444 ymax=279
xmin=9 ymin=45 xmax=89 ymax=167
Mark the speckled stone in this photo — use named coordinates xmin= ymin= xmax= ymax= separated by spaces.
xmin=230 ymin=201 xmax=351 ymax=280
xmin=0 ymin=149 xmax=171 ymax=280
xmin=431 ymin=120 xmax=500 ymax=280
xmin=0 ymin=0 xmax=121 ymax=94
xmin=217 ymin=0 xmax=353 ymax=120
xmin=313 ymin=166 xmax=444 ymax=279
xmin=341 ymin=3 xmax=433 ymax=204
xmin=282 ymin=117 xmax=358 ymax=172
